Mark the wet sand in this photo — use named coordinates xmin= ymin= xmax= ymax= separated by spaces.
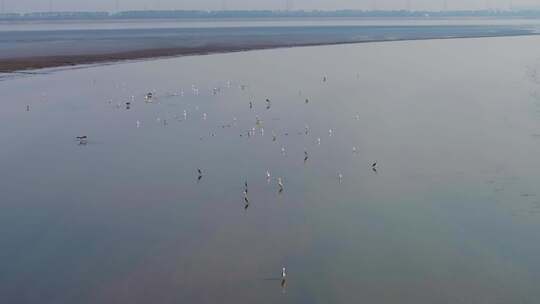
xmin=0 ymin=45 xmax=274 ymax=73
xmin=1 ymin=24 xmax=538 ymax=73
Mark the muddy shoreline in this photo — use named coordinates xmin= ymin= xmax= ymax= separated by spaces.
xmin=1 ymin=32 xmax=537 ymax=73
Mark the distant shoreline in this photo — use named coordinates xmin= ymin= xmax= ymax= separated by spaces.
xmin=1 ymin=31 xmax=538 ymax=73
xmin=4 ymin=9 xmax=540 ymax=21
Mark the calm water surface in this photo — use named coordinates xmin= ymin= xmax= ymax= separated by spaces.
xmin=2 ymin=18 xmax=540 ymax=60
xmin=1 ymin=36 xmax=540 ymax=303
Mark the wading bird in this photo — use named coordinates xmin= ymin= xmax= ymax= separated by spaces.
xmin=76 ymin=136 xmax=88 ymax=145
xmin=278 ymin=177 xmax=284 ymax=193
xmin=281 ymin=267 xmax=287 ymax=287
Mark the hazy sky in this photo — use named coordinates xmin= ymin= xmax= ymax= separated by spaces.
xmin=3 ymin=0 xmax=540 ymax=13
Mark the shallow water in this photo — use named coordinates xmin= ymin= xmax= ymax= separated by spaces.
xmin=1 ymin=20 xmax=540 ymax=60
xmin=1 ymin=36 xmax=540 ymax=303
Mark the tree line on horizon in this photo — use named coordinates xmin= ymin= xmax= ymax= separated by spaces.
xmin=2 ymin=9 xmax=540 ymax=20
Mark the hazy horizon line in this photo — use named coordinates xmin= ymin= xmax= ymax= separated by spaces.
xmin=4 ymin=8 xmax=540 ymax=14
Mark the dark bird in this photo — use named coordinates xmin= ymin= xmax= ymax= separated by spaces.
xmin=243 ymin=190 xmax=250 ymax=209
xmin=371 ymin=162 xmax=378 ymax=173
xmin=197 ymin=168 xmax=203 ymax=180
xmin=76 ymin=136 xmax=88 ymax=145
xmin=278 ymin=177 xmax=284 ymax=193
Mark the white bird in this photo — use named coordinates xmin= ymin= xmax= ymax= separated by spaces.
xmin=136 ymin=120 xmax=141 ymax=128
xmin=353 ymin=146 xmax=357 ymax=153
xmin=282 ymin=267 xmax=287 ymax=279
xmin=329 ymin=129 xmax=333 ymax=137
xmin=281 ymin=146 xmax=286 ymax=154
xmin=266 ymin=170 xmax=271 ymax=180
xmin=338 ymin=173 xmax=343 ymax=183
xmin=278 ymin=177 xmax=284 ymax=191
xmin=317 ymin=138 xmax=321 ymax=145
xmin=203 ymin=113 xmax=207 ymax=120
xmin=192 ymin=85 xmax=199 ymax=96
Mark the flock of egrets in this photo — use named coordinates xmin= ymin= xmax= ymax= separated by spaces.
xmin=73 ymin=74 xmax=379 ymax=287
